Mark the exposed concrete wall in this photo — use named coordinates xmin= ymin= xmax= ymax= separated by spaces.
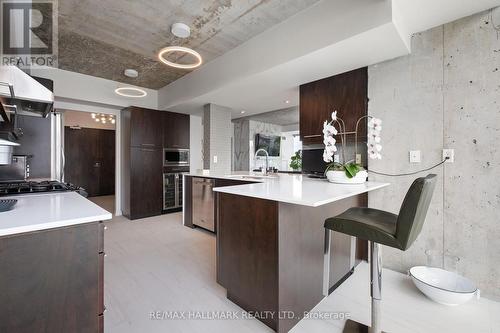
xmin=203 ymin=104 xmax=233 ymax=173
xmin=368 ymin=9 xmax=500 ymax=299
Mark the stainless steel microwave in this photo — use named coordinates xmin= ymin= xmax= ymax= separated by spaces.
xmin=163 ymin=148 xmax=190 ymax=166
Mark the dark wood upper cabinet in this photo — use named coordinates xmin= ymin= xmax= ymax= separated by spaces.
xmin=163 ymin=112 xmax=190 ymax=149
xmin=300 ymin=67 xmax=368 ymax=144
xmin=127 ymin=107 xmax=162 ymax=148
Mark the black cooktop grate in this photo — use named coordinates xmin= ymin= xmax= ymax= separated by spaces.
xmin=0 ymin=199 xmax=17 ymax=212
xmin=0 ymin=181 xmax=78 ymax=196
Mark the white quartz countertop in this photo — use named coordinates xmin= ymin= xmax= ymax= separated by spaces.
xmin=0 ymin=192 xmax=112 ymax=236
xmin=187 ymin=172 xmax=389 ymax=207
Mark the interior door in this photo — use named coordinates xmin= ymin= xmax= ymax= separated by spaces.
xmin=64 ymin=127 xmax=115 ymax=197
xmin=64 ymin=127 xmax=100 ymax=196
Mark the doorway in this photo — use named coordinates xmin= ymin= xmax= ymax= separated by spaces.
xmin=63 ymin=110 xmax=116 ymax=205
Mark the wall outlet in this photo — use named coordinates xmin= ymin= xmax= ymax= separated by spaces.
xmin=213 ymin=155 xmax=218 ymax=164
xmin=355 ymin=154 xmax=362 ymax=165
xmin=409 ymin=150 xmax=421 ymax=163
xmin=443 ymin=149 xmax=454 ymax=163
xmin=334 ymin=154 xmax=340 ymax=163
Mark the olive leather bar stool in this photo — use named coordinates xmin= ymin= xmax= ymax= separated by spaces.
xmin=323 ymin=174 xmax=437 ymax=333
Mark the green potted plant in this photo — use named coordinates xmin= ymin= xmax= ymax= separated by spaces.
xmin=323 ymin=111 xmax=382 ymax=184
xmin=289 ymin=150 xmax=302 ymax=171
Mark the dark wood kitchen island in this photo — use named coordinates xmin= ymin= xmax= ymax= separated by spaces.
xmin=212 ymin=173 xmax=389 ymax=333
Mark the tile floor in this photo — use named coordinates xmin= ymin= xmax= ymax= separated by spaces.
xmin=89 ymin=197 xmax=499 ymax=333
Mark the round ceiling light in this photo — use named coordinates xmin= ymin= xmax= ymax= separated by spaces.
xmin=115 ymin=87 xmax=147 ymax=98
xmin=158 ymin=46 xmax=202 ymax=69
xmin=171 ymin=23 xmax=191 ymax=38
xmin=124 ymin=69 xmax=139 ymax=78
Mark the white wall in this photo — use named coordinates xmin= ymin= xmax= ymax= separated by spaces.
xmin=30 ymin=67 xmax=158 ymax=109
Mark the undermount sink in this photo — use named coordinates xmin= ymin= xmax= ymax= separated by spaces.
xmin=224 ymin=174 xmax=276 ymax=180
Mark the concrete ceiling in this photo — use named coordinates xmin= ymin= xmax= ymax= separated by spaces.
xmin=58 ymin=0 xmax=321 ymax=89
xmin=158 ymin=0 xmax=500 ymax=118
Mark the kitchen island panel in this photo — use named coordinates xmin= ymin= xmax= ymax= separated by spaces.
xmin=217 ymin=192 xmax=279 ymax=330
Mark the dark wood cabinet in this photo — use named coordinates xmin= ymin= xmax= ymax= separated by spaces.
xmin=122 ymin=107 xmax=190 ymax=220
xmin=0 ymin=222 xmax=104 ymax=333
xmin=128 ymin=107 xmax=162 ymax=148
xmin=129 ymin=147 xmax=162 ymax=219
xmin=65 ymin=127 xmax=115 ymax=197
xmin=299 ymin=67 xmax=368 ymax=144
xmin=163 ymin=112 xmax=190 ymax=148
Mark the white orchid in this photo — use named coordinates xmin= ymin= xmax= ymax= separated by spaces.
xmin=323 ymin=135 xmax=336 ymax=147
xmin=323 ymin=149 xmax=333 ymax=163
xmin=331 ymin=111 xmax=337 ymax=121
xmin=323 ymin=113 xmax=340 ymax=163
xmin=322 ymin=122 xmax=337 ymax=136
xmin=367 ymin=117 xmax=383 ymax=160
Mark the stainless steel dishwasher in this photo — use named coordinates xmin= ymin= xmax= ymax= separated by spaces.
xmin=192 ymin=177 xmax=215 ymax=232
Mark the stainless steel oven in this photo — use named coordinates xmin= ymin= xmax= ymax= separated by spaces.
xmin=163 ymin=148 xmax=189 ymax=167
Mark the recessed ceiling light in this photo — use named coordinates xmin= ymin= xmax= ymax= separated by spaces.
xmin=241 ymin=110 xmax=246 ymax=114
xmin=171 ymin=23 xmax=191 ymax=38
xmin=115 ymin=87 xmax=148 ymax=98
xmin=285 ymin=100 xmax=290 ymax=104
xmin=124 ymin=69 xmax=138 ymax=78
xmin=158 ymin=46 xmax=202 ymax=69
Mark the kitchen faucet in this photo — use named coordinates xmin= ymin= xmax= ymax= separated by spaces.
xmin=254 ymin=148 xmax=269 ymax=175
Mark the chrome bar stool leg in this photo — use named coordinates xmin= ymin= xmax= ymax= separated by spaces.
xmin=370 ymin=242 xmax=382 ymax=333
xmin=323 ymin=229 xmax=331 ymax=296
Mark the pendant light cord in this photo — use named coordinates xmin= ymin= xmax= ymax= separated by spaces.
xmin=367 ymin=157 xmax=449 ymax=177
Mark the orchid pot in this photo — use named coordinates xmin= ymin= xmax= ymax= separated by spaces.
xmin=326 ymin=170 xmax=368 ymax=184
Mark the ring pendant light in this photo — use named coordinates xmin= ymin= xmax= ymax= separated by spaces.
xmin=158 ymin=46 xmax=203 ymax=69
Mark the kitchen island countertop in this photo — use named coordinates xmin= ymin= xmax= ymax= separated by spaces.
xmin=199 ymin=172 xmax=390 ymax=207
xmin=0 ymin=192 xmax=112 ymax=236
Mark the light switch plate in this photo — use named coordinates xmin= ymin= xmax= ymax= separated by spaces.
xmin=409 ymin=150 xmax=421 ymax=163
xmin=443 ymin=149 xmax=454 ymax=163
xmin=334 ymin=154 xmax=340 ymax=163
xmin=355 ymin=154 xmax=362 ymax=165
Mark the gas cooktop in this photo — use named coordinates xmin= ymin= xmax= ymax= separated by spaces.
xmin=0 ymin=181 xmax=87 ymax=197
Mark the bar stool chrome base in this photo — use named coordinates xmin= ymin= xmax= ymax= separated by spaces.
xmin=324 ymin=231 xmax=385 ymax=333
xmin=341 ymin=319 xmax=387 ymax=333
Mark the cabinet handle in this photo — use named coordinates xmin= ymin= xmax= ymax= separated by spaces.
xmin=141 ymin=143 xmax=155 ymax=146
xmin=141 ymin=148 xmax=155 ymax=152
xmin=303 ymin=134 xmax=321 ymax=138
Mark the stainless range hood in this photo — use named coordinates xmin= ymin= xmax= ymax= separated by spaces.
xmin=0 ymin=65 xmax=54 ymax=120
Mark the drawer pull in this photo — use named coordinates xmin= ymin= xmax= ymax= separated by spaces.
xmin=303 ymin=134 xmax=321 ymax=138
